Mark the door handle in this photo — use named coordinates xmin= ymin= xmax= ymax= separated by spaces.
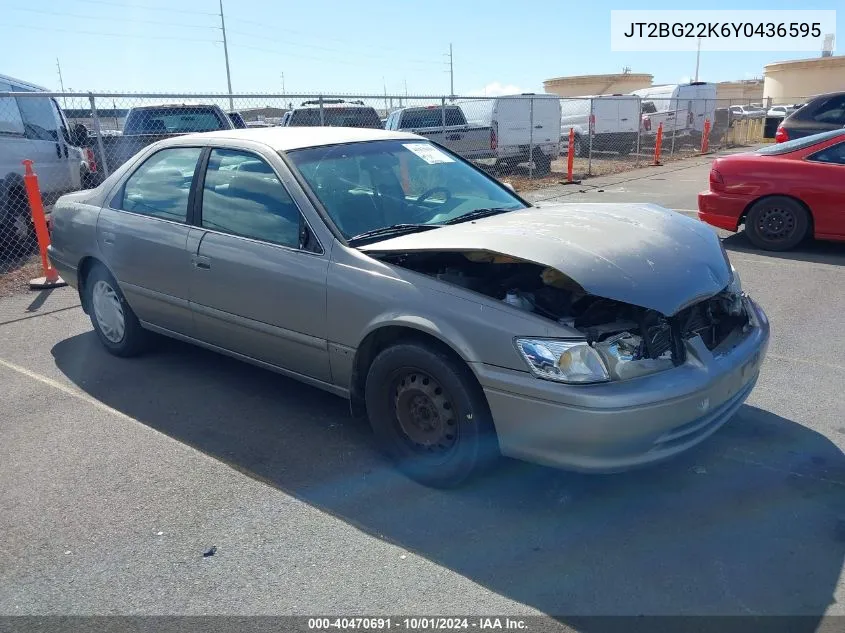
xmin=534 ymin=124 xmax=543 ymax=129
xmin=192 ymin=255 xmax=211 ymax=270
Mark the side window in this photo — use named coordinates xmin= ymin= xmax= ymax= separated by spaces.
xmin=812 ymin=96 xmax=845 ymax=124
xmin=808 ymin=142 xmax=845 ymax=166
xmin=201 ymin=148 xmax=301 ymax=248
xmin=15 ymin=96 xmax=60 ymax=142
xmin=0 ymin=80 xmax=25 ymax=135
xmin=121 ymin=147 xmax=202 ymax=222
xmin=445 ymin=108 xmax=465 ymax=126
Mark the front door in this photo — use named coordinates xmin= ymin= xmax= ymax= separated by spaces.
xmin=96 ymin=146 xmax=203 ymax=335
xmin=189 ymin=147 xmax=331 ymax=383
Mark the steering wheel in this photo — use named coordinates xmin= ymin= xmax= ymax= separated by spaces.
xmin=415 ymin=187 xmax=452 ymax=206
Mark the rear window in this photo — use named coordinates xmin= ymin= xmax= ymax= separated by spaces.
xmin=400 ymin=108 xmax=465 ymax=128
xmin=288 ymin=107 xmax=382 ymax=128
xmin=756 ymin=129 xmax=845 ymax=155
xmin=124 ymin=107 xmax=227 ymax=134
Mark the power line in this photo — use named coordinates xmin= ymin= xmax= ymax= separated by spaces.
xmin=70 ymin=0 xmax=218 ymax=16
xmin=4 ymin=23 xmax=218 ymax=43
xmin=225 ymin=29 xmax=439 ymax=66
xmin=7 ymin=7 xmax=219 ymax=30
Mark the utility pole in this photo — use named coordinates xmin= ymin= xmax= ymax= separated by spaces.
xmin=694 ymin=37 xmax=701 ymax=82
xmin=56 ymin=58 xmax=67 ymax=107
xmin=281 ymin=72 xmax=285 ymax=96
xmin=383 ymin=76 xmax=388 ymax=113
xmin=219 ymin=0 xmax=233 ymax=110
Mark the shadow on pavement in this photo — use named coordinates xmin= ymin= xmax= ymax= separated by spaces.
xmin=722 ymin=232 xmax=845 ymax=267
xmin=52 ymin=332 xmax=845 ymax=627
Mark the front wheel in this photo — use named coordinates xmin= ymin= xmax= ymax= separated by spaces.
xmin=364 ymin=342 xmax=499 ymax=487
xmin=744 ymin=196 xmax=810 ymax=251
xmin=86 ymin=264 xmax=149 ymax=357
xmin=531 ymin=149 xmax=552 ymax=176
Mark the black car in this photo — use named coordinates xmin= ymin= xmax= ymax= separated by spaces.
xmin=776 ymin=92 xmax=845 ymax=142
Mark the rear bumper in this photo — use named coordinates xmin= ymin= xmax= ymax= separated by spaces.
xmin=697 ymin=190 xmax=748 ymax=232
xmin=474 ymin=297 xmax=769 ymax=472
xmin=47 ymin=245 xmax=79 ymax=290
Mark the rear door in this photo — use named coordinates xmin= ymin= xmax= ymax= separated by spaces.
xmin=591 ymin=97 xmax=619 ymax=135
xmin=530 ymin=97 xmax=561 ymax=151
xmin=493 ymin=97 xmax=530 ymax=152
xmin=97 ymin=145 xmax=203 ymax=335
xmin=189 ymin=147 xmax=331 ymax=382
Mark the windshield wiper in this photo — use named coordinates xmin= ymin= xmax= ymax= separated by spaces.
xmin=444 ymin=207 xmax=518 ymax=225
xmin=347 ymin=223 xmax=444 ymax=246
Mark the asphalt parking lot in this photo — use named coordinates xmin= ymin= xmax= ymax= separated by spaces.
xmin=1 ymin=153 xmax=844 ymax=626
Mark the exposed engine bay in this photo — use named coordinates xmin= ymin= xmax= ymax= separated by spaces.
xmin=373 ymin=250 xmax=750 ymax=375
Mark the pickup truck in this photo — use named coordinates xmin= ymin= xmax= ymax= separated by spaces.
xmin=384 ymin=106 xmax=493 ymax=161
xmin=89 ymin=104 xmax=235 ymax=182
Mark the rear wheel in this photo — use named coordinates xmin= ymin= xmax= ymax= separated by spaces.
xmin=85 ymin=264 xmax=149 ymax=357
xmin=1 ymin=189 xmax=36 ymax=259
xmin=745 ymin=196 xmax=810 ymax=251
xmin=364 ymin=342 xmax=499 ymax=487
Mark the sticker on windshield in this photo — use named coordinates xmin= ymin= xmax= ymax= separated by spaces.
xmin=402 ymin=143 xmax=455 ymax=164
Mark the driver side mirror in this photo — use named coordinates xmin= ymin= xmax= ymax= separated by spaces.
xmin=70 ymin=123 xmax=89 ymax=147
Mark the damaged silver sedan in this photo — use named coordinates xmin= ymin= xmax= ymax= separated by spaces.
xmin=47 ymin=128 xmax=769 ymax=487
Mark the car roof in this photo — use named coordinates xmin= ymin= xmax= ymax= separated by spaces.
xmin=186 ymin=126 xmax=421 ymax=151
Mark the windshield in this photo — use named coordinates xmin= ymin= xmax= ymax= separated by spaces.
xmin=757 ymin=129 xmax=845 ymax=155
xmin=286 ymin=139 xmax=526 ymax=240
xmin=288 ymin=107 xmax=383 ymax=129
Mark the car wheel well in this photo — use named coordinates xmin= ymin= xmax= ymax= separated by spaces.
xmin=77 ymin=256 xmax=106 ymax=312
xmin=350 ymin=326 xmax=478 ymax=416
xmin=740 ymin=194 xmax=814 ymax=235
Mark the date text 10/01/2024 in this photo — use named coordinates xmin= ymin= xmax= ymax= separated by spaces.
xmin=308 ymin=617 xmax=528 ymax=630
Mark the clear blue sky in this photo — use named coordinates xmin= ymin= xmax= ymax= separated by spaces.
xmin=1 ymin=0 xmax=841 ymax=96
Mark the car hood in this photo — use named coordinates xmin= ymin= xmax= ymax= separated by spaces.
xmin=360 ymin=203 xmax=731 ymax=316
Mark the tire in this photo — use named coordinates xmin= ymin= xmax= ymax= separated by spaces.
xmin=364 ymin=342 xmax=499 ymax=488
xmin=744 ymin=196 xmax=810 ymax=252
xmin=531 ymin=149 xmax=552 ymax=176
xmin=1 ymin=189 xmax=36 ymax=258
xmin=85 ymin=263 xmax=149 ymax=357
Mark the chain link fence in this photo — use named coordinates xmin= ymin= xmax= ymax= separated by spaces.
xmin=1 ymin=89 xmax=802 ymax=280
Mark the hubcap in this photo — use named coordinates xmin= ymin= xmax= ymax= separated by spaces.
xmin=393 ymin=371 xmax=457 ymax=454
xmin=92 ymin=280 xmax=125 ymax=343
xmin=757 ymin=206 xmax=796 ymax=241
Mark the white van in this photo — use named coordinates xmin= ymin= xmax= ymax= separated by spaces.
xmin=559 ymin=95 xmax=641 ymax=157
xmin=1 ymin=74 xmax=92 ymax=251
xmin=631 ymin=82 xmax=717 ymax=140
xmin=458 ymin=95 xmax=561 ymax=174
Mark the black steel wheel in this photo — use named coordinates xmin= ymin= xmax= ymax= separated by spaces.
xmin=745 ymin=196 xmax=809 ymax=251
xmin=364 ymin=341 xmax=498 ymax=487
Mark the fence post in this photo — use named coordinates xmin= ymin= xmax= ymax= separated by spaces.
xmin=88 ymin=94 xmax=110 ymax=178
xmin=21 ymin=160 xmax=67 ymax=289
xmin=670 ymin=97 xmax=677 ymax=157
xmin=587 ymin=98 xmax=593 ymax=176
xmin=528 ymin=96 xmax=534 ymax=179
xmin=635 ymin=96 xmax=642 ymax=167
xmin=441 ymin=97 xmax=446 ymax=131
xmin=567 ymin=127 xmax=575 ymax=182
xmin=319 ymin=95 xmax=325 ymax=126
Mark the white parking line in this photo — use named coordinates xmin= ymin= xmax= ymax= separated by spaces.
xmin=0 ymin=357 xmax=138 ymax=423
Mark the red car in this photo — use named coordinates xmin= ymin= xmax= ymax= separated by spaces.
xmin=698 ymin=129 xmax=845 ymax=251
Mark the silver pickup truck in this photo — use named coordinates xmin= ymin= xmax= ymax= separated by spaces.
xmin=384 ymin=106 xmax=493 ymax=161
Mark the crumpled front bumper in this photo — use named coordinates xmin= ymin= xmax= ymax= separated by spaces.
xmin=473 ymin=296 xmax=770 ymax=472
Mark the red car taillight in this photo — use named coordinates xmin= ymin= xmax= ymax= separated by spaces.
xmin=642 ymin=116 xmax=651 ymax=132
xmin=85 ymin=147 xmax=98 ymax=173
xmin=775 ymin=126 xmax=789 ymax=143
xmin=709 ymin=168 xmax=725 ymax=190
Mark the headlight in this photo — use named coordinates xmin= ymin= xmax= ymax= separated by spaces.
xmin=727 ymin=264 xmax=742 ymax=295
xmin=515 ymin=338 xmax=609 ymax=384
